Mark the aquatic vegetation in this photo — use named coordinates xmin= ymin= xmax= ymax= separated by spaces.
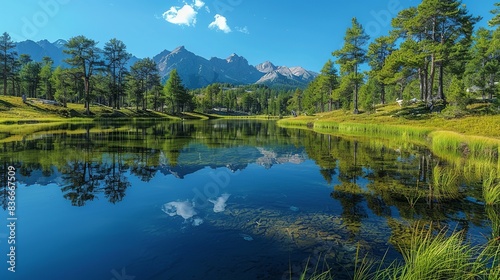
xmin=486 ymin=206 xmax=500 ymax=239
xmin=313 ymin=122 xmax=431 ymax=147
xmin=292 ymin=256 xmax=333 ymax=280
xmin=432 ymin=164 xmax=461 ymax=199
xmin=352 ymin=225 xmax=500 ymax=280
xmin=297 ymin=222 xmax=500 ymax=280
xmin=483 ymin=171 xmax=500 ymax=206
xmin=392 ymin=228 xmax=477 ymax=280
xmin=429 ymin=131 xmax=500 ymax=164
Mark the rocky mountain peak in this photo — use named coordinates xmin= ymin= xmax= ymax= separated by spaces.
xmin=256 ymin=61 xmax=277 ymax=73
xmin=53 ymin=39 xmax=67 ymax=48
xmin=171 ymin=45 xmax=187 ymax=54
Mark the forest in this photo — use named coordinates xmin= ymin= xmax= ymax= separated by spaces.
xmin=1 ymin=0 xmax=499 ymax=117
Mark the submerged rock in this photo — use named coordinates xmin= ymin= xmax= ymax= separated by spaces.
xmin=239 ymin=233 xmax=254 ymax=241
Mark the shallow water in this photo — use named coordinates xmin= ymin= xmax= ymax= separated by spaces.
xmin=0 ymin=120 xmax=493 ymax=279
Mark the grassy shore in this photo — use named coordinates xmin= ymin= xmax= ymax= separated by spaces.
xmin=0 ymin=95 xmax=183 ymax=123
xmin=0 ymin=95 xmax=280 ymax=123
xmin=278 ymin=102 xmax=500 ymax=138
xmin=278 ymin=102 xmax=500 ymax=164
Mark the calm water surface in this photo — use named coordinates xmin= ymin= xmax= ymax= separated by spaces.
xmin=0 ymin=120 xmax=493 ymax=279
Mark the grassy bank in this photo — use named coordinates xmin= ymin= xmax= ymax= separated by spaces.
xmin=0 ymin=96 xmax=184 ymax=123
xmin=278 ymin=103 xmax=500 ymax=164
xmin=0 ymin=95 xmax=284 ymax=123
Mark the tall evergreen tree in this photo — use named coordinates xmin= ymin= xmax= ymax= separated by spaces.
xmin=0 ymin=32 xmax=17 ymax=96
xmin=489 ymin=2 xmax=500 ymax=26
xmin=333 ymin=18 xmax=369 ymax=114
xmin=164 ymin=69 xmax=188 ymax=114
xmin=129 ymin=58 xmax=157 ymax=111
xmin=19 ymin=61 xmax=41 ymax=98
xmin=367 ymin=35 xmax=395 ymax=105
xmin=39 ymin=56 xmax=54 ymax=99
xmin=103 ymin=38 xmax=131 ymax=109
xmin=64 ymin=36 xmax=103 ymax=114
xmin=51 ymin=66 xmax=73 ymax=107
xmin=287 ymin=88 xmax=303 ymax=114
xmin=318 ymin=59 xmax=339 ymax=112
xmin=392 ymin=0 xmax=477 ymax=104
xmin=465 ymin=28 xmax=494 ymax=100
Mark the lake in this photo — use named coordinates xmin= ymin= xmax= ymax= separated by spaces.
xmin=0 ymin=120 xmax=495 ymax=279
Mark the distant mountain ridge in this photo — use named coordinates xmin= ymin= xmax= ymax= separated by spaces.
xmin=14 ymin=39 xmax=317 ymax=89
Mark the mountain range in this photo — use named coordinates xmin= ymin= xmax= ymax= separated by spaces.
xmin=14 ymin=39 xmax=317 ymax=89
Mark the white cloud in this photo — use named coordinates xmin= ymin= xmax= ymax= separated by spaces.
xmin=194 ymin=0 xmax=205 ymax=9
xmin=236 ymin=26 xmax=249 ymax=34
xmin=162 ymin=0 xmax=208 ymax=27
xmin=162 ymin=4 xmax=198 ymax=26
xmin=209 ymin=14 xmax=232 ymax=33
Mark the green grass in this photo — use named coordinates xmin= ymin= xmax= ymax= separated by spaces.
xmin=483 ymin=171 xmax=500 ymax=206
xmin=0 ymin=96 xmax=183 ymax=123
xmin=429 ymin=131 xmax=500 ymax=163
xmin=393 ymin=228 xmax=477 ymax=280
xmin=432 ymin=164 xmax=461 ymax=200
xmin=289 ymin=255 xmax=333 ymax=280
xmin=296 ymin=223 xmax=500 ymax=280
xmin=354 ymin=225 xmax=499 ymax=280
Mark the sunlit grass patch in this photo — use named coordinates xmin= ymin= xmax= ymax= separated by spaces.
xmin=392 ymin=227 xmax=478 ymax=280
xmin=429 ymin=131 xmax=500 ymax=165
xmin=351 ymin=224 xmax=500 ymax=280
xmin=483 ymin=171 xmax=500 ymax=206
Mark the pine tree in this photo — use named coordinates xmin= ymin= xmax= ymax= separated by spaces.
xmin=51 ymin=66 xmax=73 ymax=107
xmin=332 ymin=18 xmax=369 ymax=114
xmin=164 ymin=69 xmax=188 ymax=114
xmin=0 ymin=32 xmax=17 ymax=96
xmin=39 ymin=56 xmax=54 ymax=100
xmin=489 ymin=2 xmax=500 ymax=26
xmin=129 ymin=58 xmax=158 ymax=111
xmin=392 ymin=0 xmax=478 ymax=104
xmin=367 ymin=36 xmax=395 ymax=105
xmin=64 ymin=36 xmax=103 ymax=114
xmin=103 ymin=38 xmax=131 ymax=109
xmin=318 ymin=59 xmax=339 ymax=112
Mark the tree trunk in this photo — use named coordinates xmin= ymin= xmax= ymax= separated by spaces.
xmin=437 ymin=61 xmax=445 ymax=101
xmin=380 ymin=83 xmax=386 ymax=105
xmin=84 ymin=77 xmax=90 ymax=115
xmin=353 ymin=65 xmax=359 ymax=114
xmin=489 ymin=73 xmax=495 ymax=100
xmin=429 ymin=54 xmax=436 ymax=102
xmin=419 ymin=68 xmax=425 ymax=101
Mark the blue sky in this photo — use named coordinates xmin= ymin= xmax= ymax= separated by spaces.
xmin=0 ymin=0 xmax=497 ymax=71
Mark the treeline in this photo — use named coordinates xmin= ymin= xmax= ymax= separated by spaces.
xmin=0 ymin=34 xmax=193 ymax=115
xmin=191 ymin=83 xmax=295 ymax=115
xmin=0 ymin=32 xmax=297 ymax=116
xmin=294 ymin=1 xmax=500 ymax=115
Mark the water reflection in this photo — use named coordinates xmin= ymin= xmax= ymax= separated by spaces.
xmin=209 ymin=193 xmax=231 ymax=213
xmin=0 ymin=119 xmax=496 ymax=278
xmin=0 ymin=121 xmax=494 ymax=222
